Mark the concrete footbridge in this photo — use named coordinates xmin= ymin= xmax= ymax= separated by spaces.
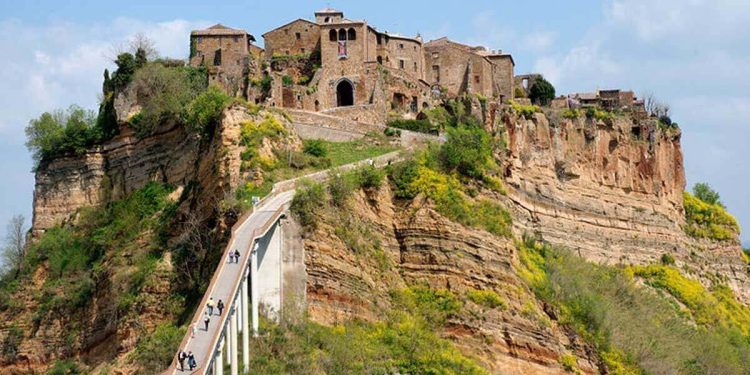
xmin=164 ymin=150 xmax=404 ymax=375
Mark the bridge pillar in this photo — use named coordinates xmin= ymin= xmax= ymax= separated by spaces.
xmin=230 ymin=305 xmax=238 ymax=375
xmin=225 ymin=319 xmax=232 ymax=366
xmin=251 ymin=242 xmax=259 ymax=336
xmin=214 ymin=336 xmax=224 ymax=375
xmin=242 ymin=272 xmax=250 ymax=373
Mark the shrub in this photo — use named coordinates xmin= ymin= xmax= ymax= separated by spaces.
xmin=387 ymin=159 xmax=420 ymax=199
xmin=47 ymin=360 xmax=84 ymax=375
xmin=514 ymin=87 xmax=527 ymax=98
xmin=290 ymin=180 xmax=325 ymax=228
xmin=559 ymin=354 xmax=579 ymax=373
xmin=282 ymin=75 xmax=294 ymax=87
xmin=660 ymin=253 xmax=676 ymax=266
xmin=467 ymin=289 xmax=506 ymax=309
xmin=683 ymin=192 xmax=739 ymax=242
xmin=585 ymin=107 xmax=614 ymax=123
xmin=184 ymin=85 xmax=231 ymax=135
xmin=386 ymin=119 xmax=436 ymax=134
xmin=133 ymin=323 xmax=185 ymax=373
xmin=303 ymin=139 xmax=328 ymax=157
xmin=561 ymin=108 xmax=582 ymax=119
xmin=510 ymin=100 xmax=541 ymax=118
xmin=0 ymin=324 xmax=22 ymax=361
xmin=441 ymin=126 xmax=494 ymax=179
xmin=297 ymin=75 xmax=310 ymax=85
xmin=383 ymin=127 xmax=401 ymax=137
xmin=356 ymin=165 xmax=385 ymax=190
xmin=328 ymin=171 xmax=354 ymax=207
xmin=110 ymin=52 xmax=138 ymax=92
xmin=392 ymin=286 xmax=462 ymax=325
xmin=528 ymin=77 xmax=555 ymax=105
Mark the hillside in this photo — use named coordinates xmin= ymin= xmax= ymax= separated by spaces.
xmin=0 ymin=52 xmax=748 ymax=375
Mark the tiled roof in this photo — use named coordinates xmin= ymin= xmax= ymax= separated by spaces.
xmin=192 ymin=24 xmax=249 ymax=36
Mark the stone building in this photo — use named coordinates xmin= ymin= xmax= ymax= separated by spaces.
xmin=424 ymin=38 xmax=515 ymax=101
xmin=262 ymin=18 xmax=320 ymax=57
xmin=189 ymin=24 xmax=258 ymax=96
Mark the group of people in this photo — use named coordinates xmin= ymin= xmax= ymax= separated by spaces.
xmin=177 ymin=350 xmax=197 ymax=371
xmin=178 ymin=248 xmax=242 ymax=371
xmin=228 ymin=248 xmax=241 ymax=263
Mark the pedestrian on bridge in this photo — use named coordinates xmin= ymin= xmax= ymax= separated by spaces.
xmin=207 ymin=297 xmax=216 ymax=315
xmin=234 ymin=249 xmax=241 ymax=263
xmin=217 ymin=299 xmax=225 ymax=316
xmin=188 ymin=351 xmax=196 ymax=370
xmin=204 ymin=315 xmax=210 ymax=331
xmin=178 ymin=350 xmax=187 ymax=371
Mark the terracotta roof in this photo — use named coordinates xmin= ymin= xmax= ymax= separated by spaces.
xmin=192 ymin=24 xmax=253 ymax=39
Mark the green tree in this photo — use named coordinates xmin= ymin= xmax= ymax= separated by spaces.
xmin=184 ymin=85 xmax=231 ymax=135
xmin=25 ymin=106 xmax=98 ymax=163
xmin=528 ymin=77 xmax=555 ymax=105
xmin=110 ymin=52 xmax=137 ymax=92
xmin=692 ymin=182 xmax=723 ymax=207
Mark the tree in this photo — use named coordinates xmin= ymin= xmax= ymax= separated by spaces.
xmin=692 ymin=182 xmax=724 ymax=208
xmin=25 ymin=106 xmax=98 ymax=163
xmin=1 ymin=215 xmax=26 ymax=278
xmin=128 ymin=33 xmax=158 ymax=61
xmin=643 ymin=92 xmax=670 ymax=118
xmin=528 ymin=77 xmax=555 ymax=105
xmin=440 ymin=126 xmax=493 ymax=178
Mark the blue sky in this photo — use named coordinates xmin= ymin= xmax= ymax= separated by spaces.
xmin=0 ymin=0 xmax=748 ymax=246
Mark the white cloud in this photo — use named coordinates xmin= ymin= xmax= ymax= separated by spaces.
xmin=522 ymin=31 xmax=557 ymax=53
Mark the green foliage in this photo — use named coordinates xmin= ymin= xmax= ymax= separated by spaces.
xmin=281 ymin=75 xmax=294 ymax=87
xmin=133 ymin=323 xmax=185 ymax=373
xmin=559 ymin=354 xmax=579 ymax=373
xmin=302 ymin=139 xmax=327 ymax=157
xmin=1 ymin=324 xmax=22 ymax=362
xmin=184 ymin=85 xmax=231 ymax=135
xmin=47 ymin=360 xmax=84 ymax=375
xmin=25 ymin=106 xmax=101 ymax=164
xmin=420 ymin=106 xmax=452 ymax=131
xmin=111 ymin=52 xmax=138 ymax=92
xmin=660 ymin=253 xmax=676 ymax=266
xmin=466 ymin=289 xmax=506 ymax=310
xmin=514 ymin=87 xmax=526 ymax=98
xmin=128 ymin=63 xmax=208 ymax=137
xmin=383 ymin=127 xmax=401 ymax=137
xmin=510 ymin=100 xmax=541 ymax=118
xmin=518 ymin=238 xmax=750 ymax=375
xmin=683 ymin=191 xmax=740 ymax=241
xmin=296 ymin=75 xmax=310 ymax=85
xmin=356 ymin=164 xmax=385 ymax=190
xmin=561 ymin=108 xmax=582 ymax=119
xmin=386 ymin=119 xmax=437 ymax=134
xmin=250 ymin=75 xmax=273 ymax=95
xmin=290 ymin=180 xmax=325 ymax=228
xmin=528 ymin=77 xmax=555 ymax=105
xmin=328 ymin=171 xmax=355 ymax=207
xmin=441 ymin=126 xmax=494 ymax=179
xmin=387 ymin=158 xmax=420 ymax=199
xmin=392 ymin=286 xmax=462 ymax=326
xmin=23 ymin=183 xmax=175 ymax=322
xmin=692 ymin=182 xmax=724 ymax=207
xmin=585 ymin=107 xmax=614 ymax=123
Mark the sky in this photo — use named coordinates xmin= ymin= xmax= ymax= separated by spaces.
xmin=0 ymin=0 xmax=747 ymax=246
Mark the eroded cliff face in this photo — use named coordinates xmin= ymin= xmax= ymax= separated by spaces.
xmin=497 ymin=110 xmax=750 ymax=303
xmin=302 ymin=184 xmax=601 ymax=374
xmin=5 ymin=104 xmax=299 ymax=373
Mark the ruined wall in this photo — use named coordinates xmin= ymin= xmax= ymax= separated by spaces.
xmin=489 ymin=55 xmax=514 ymax=101
xmin=190 ymin=34 xmax=250 ymax=96
xmin=263 ymin=19 xmax=320 ymax=57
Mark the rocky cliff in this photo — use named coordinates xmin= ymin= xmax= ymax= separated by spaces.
xmin=495 ymin=109 xmax=750 ymax=304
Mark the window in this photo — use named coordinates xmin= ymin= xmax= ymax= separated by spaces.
xmin=284 ymin=29 xmax=289 ymax=35
xmin=414 ymin=62 xmax=418 ymax=71
xmin=432 ymin=65 xmax=440 ymax=82
xmin=338 ymin=29 xmax=347 ymax=41
xmin=399 ymin=43 xmax=404 ymax=49
xmin=399 ymin=59 xmax=405 ymax=69
xmin=329 ymin=29 xmax=337 ymax=42
xmin=377 ymin=34 xmax=382 ymax=45
xmin=324 ymin=16 xmax=330 ymax=23
xmin=377 ymin=56 xmax=383 ymax=64
xmin=295 ymin=32 xmax=301 ymax=40
xmin=347 ymin=28 xmax=356 ymax=41
xmin=474 ymin=75 xmax=480 ymax=83
xmin=213 ymin=49 xmax=222 ymax=66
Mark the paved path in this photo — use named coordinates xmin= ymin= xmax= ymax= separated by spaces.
xmin=171 ymin=190 xmax=295 ymax=374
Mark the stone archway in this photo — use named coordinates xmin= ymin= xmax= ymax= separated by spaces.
xmin=336 ymin=79 xmax=354 ymax=107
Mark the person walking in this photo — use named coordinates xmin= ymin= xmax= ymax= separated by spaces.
xmin=228 ymin=251 xmax=234 ymax=263
xmin=207 ymin=297 xmax=215 ymax=315
xmin=204 ymin=315 xmax=210 ymax=331
xmin=234 ymin=249 xmax=241 ymax=263
xmin=217 ymin=299 xmax=225 ymax=316
xmin=177 ymin=350 xmax=186 ymax=371
xmin=188 ymin=351 xmax=197 ymax=370
xmin=191 ymin=322 xmax=197 ymax=338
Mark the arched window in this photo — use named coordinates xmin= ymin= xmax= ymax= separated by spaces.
xmin=336 ymin=80 xmax=354 ymax=107
xmin=377 ymin=56 xmax=383 ymax=64
xmin=338 ymin=29 xmax=347 ymax=41
xmin=347 ymin=28 xmax=356 ymax=41
xmin=329 ymin=29 xmax=337 ymax=42
xmin=324 ymin=16 xmax=330 ymax=23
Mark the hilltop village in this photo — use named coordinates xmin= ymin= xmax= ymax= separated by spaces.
xmin=189 ymin=8 xmax=644 ymax=124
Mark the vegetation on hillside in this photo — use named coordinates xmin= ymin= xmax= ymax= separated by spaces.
xmin=528 ymin=77 xmax=556 ymax=105
xmin=517 ymin=237 xmax=750 ymax=374
xmin=683 ymin=183 xmax=740 ymax=242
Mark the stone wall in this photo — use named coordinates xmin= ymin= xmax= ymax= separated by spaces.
xmin=263 ymin=19 xmax=320 ymax=57
xmin=489 ymin=55 xmax=514 ymax=101
xmin=382 ymin=35 xmax=424 ymax=81
xmin=190 ymin=33 xmax=250 ymax=96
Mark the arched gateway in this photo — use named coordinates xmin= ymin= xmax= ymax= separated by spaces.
xmin=336 ymin=79 xmax=354 ymax=107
